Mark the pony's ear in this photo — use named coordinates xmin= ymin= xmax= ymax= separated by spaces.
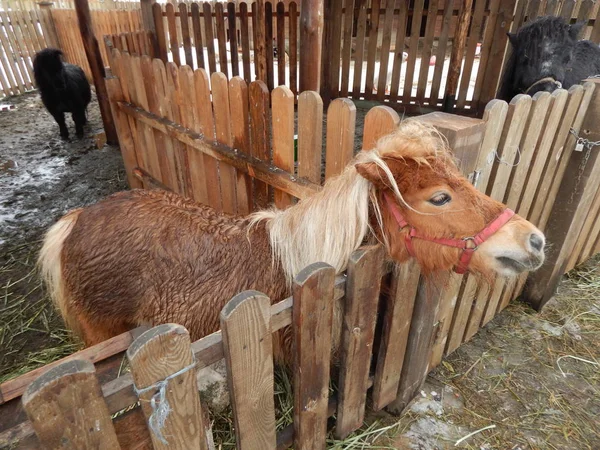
xmin=569 ymin=21 xmax=585 ymax=40
xmin=355 ymin=161 xmax=389 ymax=188
xmin=507 ymin=32 xmax=518 ymax=46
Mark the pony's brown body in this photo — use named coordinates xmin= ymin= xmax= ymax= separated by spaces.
xmin=59 ymin=189 xmax=287 ymax=345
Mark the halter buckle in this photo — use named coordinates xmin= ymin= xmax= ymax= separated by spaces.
xmin=461 ymin=236 xmax=478 ymax=250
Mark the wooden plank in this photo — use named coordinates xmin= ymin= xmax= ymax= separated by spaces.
xmin=127 ymin=324 xmax=209 ymax=450
xmin=487 ymin=95 xmax=532 ymax=201
xmin=0 ymin=18 xmax=21 ymax=95
xmin=339 ymin=0 xmax=355 ymax=97
xmin=427 ymin=273 xmax=463 ymax=369
xmin=335 ymin=245 xmax=383 ymax=439
xmin=276 ymin=1 xmax=285 ymax=86
xmin=325 ymin=98 xmax=356 ymax=180
xmin=478 ymin=0 xmax=516 ymax=108
xmin=215 ymin=3 xmax=229 ymax=77
xmin=525 ymin=0 xmax=541 ymax=22
xmin=529 ymin=86 xmax=585 ymax=226
xmin=297 ymin=90 xmax=324 ymax=184
xmin=131 ymin=55 xmax=162 ymax=182
xmin=574 ymin=182 xmax=600 ymax=265
xmin=228 ymin=2 xmax=239 ymax=77
xmin=289 ymin=1 xmax=298 ymax=95
xmin=152 ymin=3 xmax=168 ymax=62
xmin=456 ymin=0 xmax=486 ymax=108
xmin=364 ymin=0 xmax=381 ymax=100
xmin=265 ymin=1 xmax=274 ymax=90
xmin=166 ymin=61 xmax=192 ymax=195
xmin=249 ymin=80 xmax=272 ymax=207
xmin=166 ymin=3 xmax=180 ymax=66
xmin=203 ymin=2 xmax=217 ymax=74
xmin=372 ymin=261 xmax=420 ymax=410
xmin=505 ymin=92 xmax=552 ymax=208
xmin=590 ymin=4 xmax=600 ymax=44
xmin=179 ymin=3 xmax=193 ymax=68
xmin=386 ymin=276 xmax=442 ymax=414
xmin=212 ymin=72 xmax=238 ymax=213
xmin=194 ymin=67 xmax=221 ymax=210
xmin=577 ymin=0 xmax=595 ymax=26
xmin=253 ymin=0 xmax=267 ymax=83
xmin=375 ymin=0 xmax=398 ymax=101
xmin=299 ymin=0 xmax=323 ymax=91
xmin=110 ymin=50 xmax=144 ymax=188
xmin=148 ymin=57 xmax=179 ymax=191
xmin=415 ymin=0 xmax=439 ymax=104
xmin=351 ymin=0 xmax=368 ymax=100
xmin=2 ymin=11 xmax=32 ymax=89
xmin=191 ymin=3 xmax=205 ymax=70
xmin=324 ymin=0 xmax=343 ymax=100
xmin=240 ymin=2 xmax=252 ymax=83
xmin=229 ymin=76 xmax=253 ymax=214
xmin=361 ymin=105 xmax=401 ymax=151
xmin=516 ymin=89 xmax=569 ymax=220
xmin=292 ymin=263 xmax=336 ymax=450
xmin=272 ymin=86 xmax=295 ymax=208
xmin=221 ymin=291 xmax=276 ymax=450
xmin=443 ymin=0 xmax=472 ymax=110
xmin=22 ymin=359 xmax=120 ymax=449
xmin=403 ymin=0 xmax=425 ymax=102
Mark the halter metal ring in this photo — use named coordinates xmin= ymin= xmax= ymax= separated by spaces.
xmin=461 ymin=236 xmax=478 ymax=250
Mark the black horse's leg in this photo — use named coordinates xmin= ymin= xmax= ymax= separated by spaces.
xmin=73 ymin=109 xmax=86 ymax=138
xmin=52 ymin=110 xmax=69 ymax=139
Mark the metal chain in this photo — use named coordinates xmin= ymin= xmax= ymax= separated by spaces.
xmin=569 ymin=128 xmax=599 ymax=204
xmin=569 ymin=128 xmax=600 ymax=151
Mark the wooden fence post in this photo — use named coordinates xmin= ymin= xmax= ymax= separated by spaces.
xmin=74 ymin=0 xmax=118 ymax=144
xmin=220 ymin=291 xmax=276 ymax=450
xmin=335 ymin=245 xmax=383 ymax=439
xmin=523 ymin=79 xmax=600 ymax=310
xmin=127 ymin=324 xmax=210 ymax=450
xmin=292 ymin=262 xmax=336 ymax=450
xmin=299 ymin=0 xmax=323 ymax=92
xmin=140 ymin=0 xmax=159 ymax=58
xmin=22 ymin=359 xmax=120 ymax=449
xmin=443 ymin=0 xmax=472 ymax=112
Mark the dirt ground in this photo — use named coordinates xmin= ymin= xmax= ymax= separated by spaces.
xmin=1 ymin=91 xmax=599 ymax=450
xmin=0 ymin=91 xmax=127 ymax=381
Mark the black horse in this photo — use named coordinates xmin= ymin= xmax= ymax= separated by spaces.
xmin=33 ymin=48 xmax=91 ymax=140
xmin=497 ymin=16 xmax=600 ymax=101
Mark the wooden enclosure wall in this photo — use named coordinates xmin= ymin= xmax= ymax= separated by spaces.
xmin=50 ymin=8 xmax=142 ymax=79
xmin=0 ymin=8 xmax=49 ymax=97
xmin=148 ymin=1 xmax=300 ymax=94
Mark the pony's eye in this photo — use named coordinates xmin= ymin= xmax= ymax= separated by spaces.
xmin=429 ymin=193 xmax=451 ymax=206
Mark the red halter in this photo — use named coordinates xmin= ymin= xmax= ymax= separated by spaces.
xmin=383 ymin=192 xmax=515 ymax=274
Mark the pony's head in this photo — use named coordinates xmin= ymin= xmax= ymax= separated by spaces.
xmin=355 ymin=121 xmax=545 ymax=279
xmin=498 ymin=16 xmax=585 ymax=100
xmin=33 ymin=48 xmax=66 ymax=90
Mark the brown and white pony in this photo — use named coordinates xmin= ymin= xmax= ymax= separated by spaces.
xmin=39 ymin=120 xmax=545 ymax=354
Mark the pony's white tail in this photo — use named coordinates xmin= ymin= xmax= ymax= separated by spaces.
xmin=38 ymin=209 xmax=82 ymax=336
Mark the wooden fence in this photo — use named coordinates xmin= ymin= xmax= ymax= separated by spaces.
xmin=0 ymin=8 xmax=49 ymax=97
xmin=113 ymin=0 xmax=600 ymax=116
xmin=51 ymin=8 xmax=142 ymax=78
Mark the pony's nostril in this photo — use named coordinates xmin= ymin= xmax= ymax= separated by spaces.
xmin=529 ymin=233 xmax=544 ymax=252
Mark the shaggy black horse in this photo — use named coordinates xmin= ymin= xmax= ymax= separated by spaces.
xmin=497 ymin=16 xmax=600 ymax=101
xmin=33 ymin=48 xmax=91 ymax=139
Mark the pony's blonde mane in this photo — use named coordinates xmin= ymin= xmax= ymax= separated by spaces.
xmin=249 ymin=119 xmax=453 ymax=285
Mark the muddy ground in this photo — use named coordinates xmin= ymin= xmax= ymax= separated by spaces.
xmin=0 ymin=91 xmax=127 ymax=380
xmin=0 ymin=90 xmax=599 ymax=450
